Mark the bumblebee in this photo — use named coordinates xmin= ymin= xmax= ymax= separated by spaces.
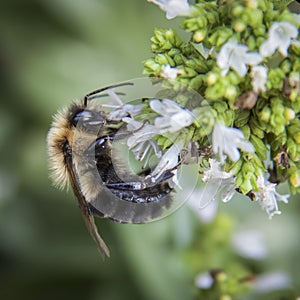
xmin=47 ymin=83 xmax=177 ymax=257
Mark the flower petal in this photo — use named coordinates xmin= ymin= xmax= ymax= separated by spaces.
xmin=212 ymin=123 xmax=254 ymax=164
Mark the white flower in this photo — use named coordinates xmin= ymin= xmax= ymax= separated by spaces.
xmin=192 ymin=43 xmax=215 ymax=59
xmin=254 ymin=271 xmax=291 ymax=292
xmin=108 ymin=104 xmax=144 ymax=121
xmin=202 ymin=159 xmax=234 ymax=182
xmin=202 ymin=158 xmax=236 ymax=202
xmin=195 ymin=272 xmax=214 ymax=289
xmin=161 ymin=64 xmax=179 ymax=80
xmin=212 ymin=123 xmax=255 ymax=164
xmin=251 ymin=65 xmax=268 ymax=93
xmin=123 ymin=118 xmax=159 ymax=145
xmin=289 ymin=71 xmax=300 ymax=87
xmin=188 ymin=159 xmax=236 ymax=219
xmin=149 ymin=142 xmax=184 ymax=187
xmin=180 ymin=141 xmax=199 ymax=164
xmin=131 ymin=139 xmax=162 ymax=167
xmin=150 ymin=98 xmax=195 ymax=133
xmin=217 ymin=40 xmax=262 ymax=77
xmin=259 ymin=21 xmax=298 ymax=57
xmin=148 ymin=0 xmax=193 ymax=19
xmin=106 ymin=88 xmax=123 ymax=106
xmin=232 ymin=230 xmax=268 ymax=260
xmin=123 ymin=117 xmax=161 ymax=166
xmin=254 ymin=175 xmax=289 ymax=219
xmin=189 ymin=198 xmax=218 ymax=223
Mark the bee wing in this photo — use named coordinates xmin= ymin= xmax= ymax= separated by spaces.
xmin=65 ymin=155 xmax=110 ymax=257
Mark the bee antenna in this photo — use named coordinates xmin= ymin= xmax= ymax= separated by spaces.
xmin=84 ymin=82 xmax=134 ymax=106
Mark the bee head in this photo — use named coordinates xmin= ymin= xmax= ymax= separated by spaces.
xmin=69 ymin=103 xmax=106 ymax=133
xmin=47 ymin=101 xmax=109 ymax=189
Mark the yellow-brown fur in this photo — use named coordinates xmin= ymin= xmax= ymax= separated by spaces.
xmin=47 ymin=105 xmax=74 ymax=190
xmin=47 ymin=100 xmax=111 ymax=257
xmin=47 ymin=100 xmax=103 ymax=190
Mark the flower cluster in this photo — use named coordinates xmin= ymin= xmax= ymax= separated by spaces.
xmin=141 ymin=0 xmax=300 ymax=218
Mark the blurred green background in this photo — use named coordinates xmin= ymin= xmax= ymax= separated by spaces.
xmin=0 ymin=1 xmax=299 ymax=300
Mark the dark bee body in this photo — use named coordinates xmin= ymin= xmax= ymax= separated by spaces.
xmin=90 ymin=134 xmax=173 ymax=203
xmin=47 ymin=83 xmax=176 ymax=257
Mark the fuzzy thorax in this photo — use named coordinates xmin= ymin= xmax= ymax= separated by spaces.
xmin=47 ymin=106 xmax=73 ymax=190
xmin=47 ymin=100 xmax=108 ymax=191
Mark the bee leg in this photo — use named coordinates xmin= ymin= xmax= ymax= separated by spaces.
xmin=105 ymin=169 xmax=175 ymax=191
xmin=84 ymin=136 xmax=110 ymax=156
xmin=84 ymin=134 xmax=129 ymax=157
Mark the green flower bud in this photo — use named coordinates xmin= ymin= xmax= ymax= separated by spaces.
xmin=189 ymin=74 xmax=205 ymax=90
xmin=234 ymin=109 xmax=250 ymax=127
xmin=246 ymin=0 xmax=258 ymax=8
xmin=271 ymin=97 xmax=284 ymax=114
xmin=290 ymin=42 xmax=300 ymax=56
xmin=246 ymin=36 xmax=257 ymax=50
xmin=250 ymin=135 xmax=268 ymax=159
xmin=284 ymin=108 xmax=295 ymax=121
xmin=193 ymin=107 xmax=216 ymax=137
xmin=287 ymin=139 xmax=297 ymax=159
xmin=241 ymin=125 xmax=251 ymax=140
xmin=225 ymin=85 xmax=238 ymax=101
xmin=270 ymin=116 xmax=285 ymax=135
xmin=290 ymin=170 xmax=300 ymax=188
xmin=151 ymin=28 xmax=183 ymax=52
xmin=155 ymin=54 xmax=174 ymax=65
xmin=257 ymin=0 xmax=268 ymax=11
xmin=206 ymin=84 xmax=226 ymax=100
xmin=259 ymin=106 xmax=271 ymax=122
xmin=289 ymin=89 xmax=300 ymax=102
xmin=295 ymin=133 xmax=300 ymax=145
xmin=232 ymin=5 xmax=244 ymax=16
xmin=250 ymin=122 xmax=265 ymax=139
xmin=272 ymin=0 xmax=294 ymax=10
xmin=248 ymin=9 xmax=263 ymax=27
xmin=252 ymin=153 xmax=266 ymax=170
xmin=182 ymin=15 xmax=207 ymax=32
xmin=168 ymin=48 xmax=181 ymax=57
xmin=207 ymin=72 xmax=219 ymax=85
xmin=280 ymin=59 xmax=292 ymax=73
xmin=208 ymin=27 xmax=233 ymax=48
xmin=228 ymin=158 xmax=243 ymax=175
xmin=179 ymin=66 xmax=198 ymax=78
xmin=233 ymin=20 xmax=246 ymax=32
xmin=253 ymin=25 xmax=266 ymax=37
xmin=184 ymin=57 xmax=208 ymax=73
xmin=216 ymin=271 xmax=228 ymax=283
xmin=267 ymin=68 xmax=285 ymax=90
xmin=220 ymin=295 xmax=232 ymax=300
xmin=242 ymin=160 xmax=256 ymax=174
xmin=193 ymin=29 xmax=208 ymax=42
xmin=227 ymin=71 xmax=241 ymax=85
xmin=173 ymin=54 xmax=184 ymax=65
xmin=256 ymin=36 xmax=265 ymax=48
xmin=238 ymin=172 xmax=256 ymax=194
xmin=143 ymin=59 xmax=161 ymax=75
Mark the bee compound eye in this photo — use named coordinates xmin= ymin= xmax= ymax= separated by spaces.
xmin=71 ymin=110 xmax=106 ymax=133
xmin=71 ymin=110 xmax=92 ymax=126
